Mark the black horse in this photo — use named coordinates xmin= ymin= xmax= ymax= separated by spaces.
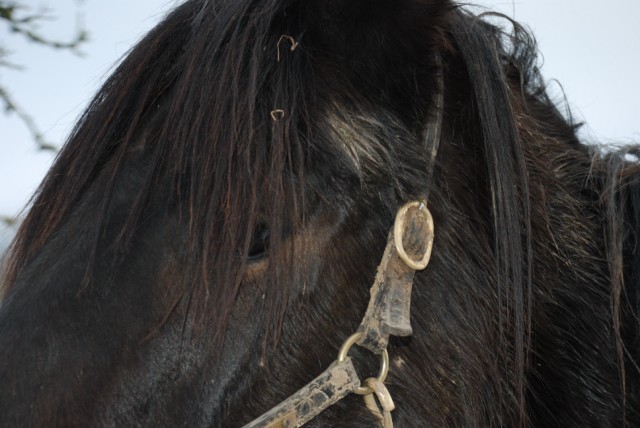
xmin=1 ymin=0 xmax=638 ymax=426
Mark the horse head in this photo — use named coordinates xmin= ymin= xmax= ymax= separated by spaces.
xmin=1 ymin=0 xmax=638 ymax=426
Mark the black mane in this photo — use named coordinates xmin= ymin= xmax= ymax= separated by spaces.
xmin=1 ymin=0 xmax=638 ymax=426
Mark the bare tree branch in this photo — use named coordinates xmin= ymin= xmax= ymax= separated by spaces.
xmin=0 ymin=215 xmax=19 ymax=227
xmin=0 ymin=86 xmax=58 ymax=151
xmin=1 ymin=0 xmax=87 ymax=152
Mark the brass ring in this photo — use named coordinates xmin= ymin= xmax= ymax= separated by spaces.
xmin=337 ymin=332 xmax=389 ymax=395
xmin=393 ymin=201 xmax=434 ymax=270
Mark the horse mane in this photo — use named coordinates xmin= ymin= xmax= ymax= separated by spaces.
xmin=3 ymin=1 xmax=638 ymax=424
xmin=4 ymin=0 xmax=312 ymax=339
xmin=3 ymin=0 xmax=451 ymax=339
xmin=600 ymin=146 xmax=640 ymax=420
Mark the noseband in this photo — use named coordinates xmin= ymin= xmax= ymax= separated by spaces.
xmin=244 ymin=63 xmax=444 ymax=428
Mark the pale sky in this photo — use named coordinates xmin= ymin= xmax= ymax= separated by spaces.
xmin=1 ymin=0 xmax=639 ymax=249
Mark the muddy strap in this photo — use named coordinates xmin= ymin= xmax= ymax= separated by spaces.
xmin=242 ymin=358 xmax=360 ymax=428
xmin=242 ymin=57 xmax=443 ymax=428
xmin=356 ymin=201 xmax=434 ymax=354
xmin=242 ymin=202 xmax=434 ymax=428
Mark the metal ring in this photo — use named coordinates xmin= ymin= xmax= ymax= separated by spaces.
xmin=337 ymin=332 xmax=389 ymax=395
xmin=393 ymin=201 xmax=434 ymax=270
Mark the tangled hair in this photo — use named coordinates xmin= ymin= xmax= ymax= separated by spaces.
xmin=5 ymin=0 xmax=313 ymax=338
xmin=2 ymin=1 xmax=638 ymax=426
xmin=4 ymin=0 xmax=452 ymax=344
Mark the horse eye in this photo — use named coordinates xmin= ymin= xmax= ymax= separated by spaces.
xmin=247 ymin=223 xmax=269 ymax=261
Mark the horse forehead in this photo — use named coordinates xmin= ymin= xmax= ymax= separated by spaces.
xmin=317 ymin=106 xmax=414 ymax=178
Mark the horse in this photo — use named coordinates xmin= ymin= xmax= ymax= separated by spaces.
xmin=1 ymin=0 xmax=639 ymax=426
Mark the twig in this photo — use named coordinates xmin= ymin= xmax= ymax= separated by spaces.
xmin=276 ymin=34 xmax=299 ymax=62
xmin=0 ymin=215 xmax=18 ymax=226
xmin=270 ymin=109 xmax=285 ymax=121
xmin=0 ymin=86 xmax=58 ymax=151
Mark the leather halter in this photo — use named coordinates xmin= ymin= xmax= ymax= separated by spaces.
xmin=243 ymin=62 xmax=444 ymax=428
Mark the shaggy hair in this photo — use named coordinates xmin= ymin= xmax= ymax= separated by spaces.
xmin=1 ymin=0 xmax=638 ymax=426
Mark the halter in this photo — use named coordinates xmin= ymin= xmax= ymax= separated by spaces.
xmin=244 ymin=62 xmax=444 ymax=428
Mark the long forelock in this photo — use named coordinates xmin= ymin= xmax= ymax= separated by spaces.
xmin=3 ymin=0 xmax=315 ymax=337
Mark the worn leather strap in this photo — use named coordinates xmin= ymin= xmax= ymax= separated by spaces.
xmin=242 ymin=56 xmax=444 ymax=428
xmin=241 ymin=358 xmax=361 ymax=428
xmin=356 ymin=202 xmax=434 ymax=354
